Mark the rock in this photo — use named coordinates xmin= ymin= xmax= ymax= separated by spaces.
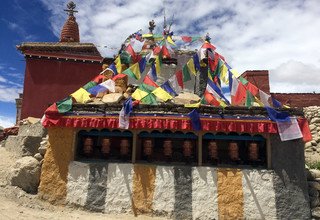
xmin=306 ymin=148 xmax=313 ymax=152
xmin=311 ymin=140 xmax=317 ymax=146
xmin=309 ymin=186 xmax=319 ymax=198
xmin=310 ymin=169 xmax=320 ymax=179
xmin=310 ymin=124 xmax=317 ymax=131
xmin=102 ymin=93 xmax=124 ymax=104
xmin=305 ymin=142 xmax=313 ymax=148
xmin=311 ymin=196 xmax=320 ymax=208
xmin=306 ymin=169 xmax=314 ymax=181
xmin=311 ymin=118 xmax=320 ymax=124
xmin=34 ymin=153 xmax=43 ymax=161
xmin=312 ymin=207 xmax=320 ymax=218
xmin=18 ymin=121 xmax=47 ymax=137
xmin=173 ymin=92 xmax=201 ymax=105
xmin=38 ymin=145 xmax=47 ymax=156
xmin=309 ymin=181 xmax=320 ymax=191
xmin=9 ymin=156 xmax=41 ymax=193
xmin=3 ymin=136 xmax=43 ymax=157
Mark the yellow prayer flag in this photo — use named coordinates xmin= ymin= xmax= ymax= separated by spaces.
xmin=131 ymin=62 xmax=141 ymax=80
xmin=283 ymin=105 xmax=290 ymax=108
xmin=142 ymin=33 xmax=153 ymax=38
xmin=155 ymin=55 xmax=161 ymax=74
xmin=207 ymin=69 xmax=213 ymax=81
xmin=254 ymin=96 xmax=264 ymax=107
xmin=185 ymin=102 xmax=201 ymax=108
xmin=115 ymin=56 xmax=122 ymax=73
xmin=220 ymin=63 xmax=229 ymax=84
xmin=71 ymin=88 xmax=91 ymax=104
xmin=131 ymin=88 xmax=149 ymax=101
xmin=152 ymin=87 xmax=172 ymax=102
xmin=219 ymin=100 xmax=227 ymax=108
xmin=187 ymin=58 xmax=196 ymax=75
xmin=167 ymin=36 xmax=176 ymax=46
xmin=231 ymin=68 xmax=240 ymax=78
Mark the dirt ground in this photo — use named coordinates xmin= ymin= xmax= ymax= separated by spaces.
xmin=0 ymin=147 xmax=165 ymax=220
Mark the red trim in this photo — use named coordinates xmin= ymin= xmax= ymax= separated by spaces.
xmin=24 ymin=51 xmax=102 ymax=62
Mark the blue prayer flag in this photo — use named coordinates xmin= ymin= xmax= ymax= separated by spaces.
xmin=266 ymin=107 xmax=290 ymax=122
xmin=272 ymin=97 xmax=282 ymax=108
xmin=88 ymin=85 xmax=108 ymax=96
xmin=139 ymin=57 xmax=147 ymax=73
xmin=161 ymin=81 xmax=178 ymax=96
xmin=188 ymin=109 xmax=202 ymax=131
xmin=123 ymin=97 xmax=133 ymax=115
xmin=193 ymin=53 xmax=201 ymax=71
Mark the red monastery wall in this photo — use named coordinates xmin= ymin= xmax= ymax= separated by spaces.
xmin=271 ymin=93 xmax=320 ymax=108
xmin=21 ymin=58 xmax=101 ymax=119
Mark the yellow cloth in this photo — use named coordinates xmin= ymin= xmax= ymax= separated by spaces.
xmin=220 ymin=63 xmax=229 ymax=84
xmin=131 ymin=62 xmax=141 ymax=80
xmin=152 ymin=87 xmax=172 ymax=101
xmin=184 ymin=102 xmax=201 ymax=108
xmin=115 ymin=56 xmax=122 ymax=73
xmin=132 ymin=88 xmax=149 ymax=101
xmin=71 ymin=88 xmax=91 ymax=104
xmin=167 ymin=36 xmax=176 ymax=46
xmin=155 ymin=55 xmax=161 ymax=74
xmin=142 ymin=33 xmax=153 ymax=38
xmin=219 ymin=100 xmax=227 ymax=108
xmin=254 ymin=96 xmax=264 ymax=107
xmin=187 ymin=58 xmax=196 ymax=75
xmin=230 ymin=68 xmax=240 ymax=77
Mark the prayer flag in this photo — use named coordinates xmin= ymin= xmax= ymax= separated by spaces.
xmin=147 ymin=63 xmax=158 ymax=81
xmin=71 ymin=88 xmax=91 ymax=104
xmin=140 ymin=83 xmax=156 ymax=93
xmin=168 ymin=74 xmax=182 ymax=93
xmin=123 ymin=63 xmax=141 ymax=80
xmin=126 ymin=44 xmax=136 ymax=60
xmin=201 ymin=42 xmax=216 ymax=50
xmin=123 ymin=97 xmax=133 ymax=115
xmin=88 ymin=84 xmax=108 ymax=96
xmin=188 ymin=109 xmax=201 ymax=131
xmin=228 ymin=69 xmax=233 ymax=92
xmin=119 ymin=107 xmax=130 ymax=129
xmin=143 ymin=75 xmax=159 ymax=88
xmin=245 ymin=90 xmax=254 ymax=107
xmin=92 ymin=74 xmax=106 ymax=84
xmin=220 ymin=63 xmax=229 ymax=84
xmin=166 ymin=36 xmax=176 ymax=45
xmin=204 ymin=90 xmax=220 ymax=106
xmin=265 ymin=107 xmax=290 ymax=122
xmin=115 ymin=56 xmax=122 ymax=73
xmin=56 ymin=97 xmax=72 ymax=113
xmin=193 ymin=53 xmax=201 ymax=71
xmin=83 ymin=81 xmax=97 ymax=91
xmin=152 ymin=87 xmax=173 ymax=101
xmin=231 ymin=75 xmax=239 ymax=96
xmin=155 ymin=55 xmax=162 ymax=74
xmin=185 ymin=102 xmax=201 ymax=108
xmin=187 ymin=58 xmax=197 ymax=75
xmin=246 ymin=82 xmax=259 ymax=96
xmin=182 ymin=64 xmax=192 ymax=82
xmin=139 ymin=57 xmax=147 ymax=73
xmin=181 ymin=36 xmax=192 ymax=42
xmin=141 ymin=93 xmax=157 ymax=105
xmin=175 ymin=70 xmax=184 ymax=89
xmin=276 ymin=117 xmax=303 ymax=141
xmin=161 ymin=45 xmax=171 ymax=58
xmin=233 ymin=82 xmax=246 ymax=105
xmin=107 ymin=63 xmax=118 ymax=76
xmin=239 ymin=76 xmax=248 ymax=85
xmin=132 ymin=88 xmax=149 ymax=101
xmin=100 ymin=79 xmax=115 ymax=93
xmin=272 ymin=97 xmax=282 ymax=108
xmin=161 ymin=81 xmax=178 ymax=96
xmin=207 ymin=79 xmax=230 ymax=105
xmin=259 ymin=90 xmax=271 ymax=107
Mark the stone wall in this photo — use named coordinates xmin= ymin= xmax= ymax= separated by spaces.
xmin=303 ymin=106 xmax=320 ymax=163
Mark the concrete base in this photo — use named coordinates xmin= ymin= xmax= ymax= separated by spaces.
xmin=65 ymin=162 xmax=310 ymax=219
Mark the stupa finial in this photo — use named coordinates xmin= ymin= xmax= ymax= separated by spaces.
xmin=64 ymin=1 xmax=78 ymax=17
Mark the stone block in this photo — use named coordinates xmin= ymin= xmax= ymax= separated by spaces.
xmin=9 ymin=156 xmax=40 ymax=193
xmin=3 ymin=135 xmax=42 ymax=157
xmin=310 ymin=169 xmax=320 ymax=179
xmin=309 ymin=181 xmax=320 ymax=191
xmin=18 ymin=122 xmax=47 ymax=137
xmin=310 ymin=124 xmax=317 ymax=131
xmin=305 ymin=142 xmax=312 ymax=148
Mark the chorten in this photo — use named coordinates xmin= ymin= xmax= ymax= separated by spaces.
xmin=60 ymin=1 xmax=80 ymax=42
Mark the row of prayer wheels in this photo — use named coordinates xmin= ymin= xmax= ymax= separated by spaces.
xmin=83 ymin=137 xmax=130 ymax=158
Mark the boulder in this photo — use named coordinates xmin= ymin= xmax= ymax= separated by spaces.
xmin=310 ymin=124 xmax=317 ymax=131
xmin=3 ymin=135 xmax=42 ymax=157
xmin=311 ymin=118 xmax=320 ymax=124
xmin=309 ymin=181 xmax=320 ymax=191
xmin=311 ymin=196 xmax=320 ymax=208
xmin=9 ymin=156 xmax=41 ymax=193
xmin=34 ymin=153 xmax=43 ymax=161
xmin=102 ymin=93 xmax=124 ymax=104
xmin=305 ymin=142 xmax=312 ymax=148
xmin=18 ymin=121 xmax=47 ymax=137
xmin=173 ymin=92 xmax=201 ymax=105
xmin=310 ymin=169 xmax=320 ymax=179
xmin=38 ymin=145 xmax=47 ymax=156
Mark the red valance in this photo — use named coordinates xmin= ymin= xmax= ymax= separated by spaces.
xmin=42 ymin=115 xmax=311 ymax=141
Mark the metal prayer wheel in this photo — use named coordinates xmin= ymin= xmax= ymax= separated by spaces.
xmin=228 ymin=141 xmax=239 ymax=161
xmin=83 ymin=137 xmax=93 ymax=157
xmin=248 ymin=142 xmax=259 ymax=161
xmin=120 ymin=139 xmax=130 ymax=156
xmin=183 ymin=140 xmax=193 ymax=157
xmin=208 ymin=141 xmax=218 ymax=159
xmin=143 ymin=139 xmax=153 ymax=156
xmin=163 ymin=139 xmax=173 ymax=157
xmin=101 ymin=138 xmax=111 ymax=155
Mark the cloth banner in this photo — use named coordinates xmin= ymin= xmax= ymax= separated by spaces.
xmin=119 ymin=107 xmax=130 ymax=129
xmin=276 ymin=117 xmax=303 ymax=141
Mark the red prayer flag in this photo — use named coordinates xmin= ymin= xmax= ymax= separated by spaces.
xmin=233 ymin=82 xmax=247 ymax=105
xmin=181 ymin=36 xmax=192 ymax=42
xmin=126 ymin=44 xmax=136 ymax=60
xmin=161 ymin=46 xmax=171 ymax=58
xmin=201 ymin=42 xmax=216 ymax=50
xmin=92 ymin=75 xmax=107 ymax=83
xmin=204 ymin=90 xmax=220 ymax=106
xmin=246 ymin=82 xmax=259 ymax=96
xmin=112 ymin=73 xmax=127 ymax=81
xmin=143 ymin=75 xmax=159 ymax=88
xmin=175 ymin=70 xmax=184 ymax=89
xmin=153 ymin=46 xmax=161 ymax=55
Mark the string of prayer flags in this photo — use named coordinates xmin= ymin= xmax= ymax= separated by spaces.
xmin=71 ymin=88 xmax=91 ymax=104
xmin=87 ymin=79 xmax=116 ymax=96
xmin=272 ymin=97 xmax=282 ymax=108
xmin=266 ymin=106 xmax=290 ymax=123
xmin=166 ymin=36 xmax=176 ymax=46
xmin=207 ymin=79 xmax=230 ymax=105
xmin=123 ymin=62 xmax=141 ymax=80
xmin=152 ymin=87 xmax=173 ymax=102
xmin=161 ymin=81 xmax=178 ymax=96
xmin=188 ymin=109 xmax=202 ymax=131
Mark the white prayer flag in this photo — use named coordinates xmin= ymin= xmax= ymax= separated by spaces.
xmin=276 ymin=117 xmax=303 ymax=141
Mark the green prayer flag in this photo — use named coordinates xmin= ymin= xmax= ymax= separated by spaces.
xmin=139 ymin=83 xmax=156 ymax=93
xmin=214 ymin=59 xmax=223 ymax=76
xmin=182 ymin=64 xmax=192 ymax=82
xmin=141 ymin=93 xmax=157 ymax=105
xmin=200 ymin=97 xmax=207 ymax=105
xmin=239 ymin=76 xmax=249 ymax=85
xmin=245 ymin=90 xmax=254 ymax=107
xmin=120 ymin=51 xmax=132 ymax=64
xmin=83 ymin=81 xmax=97 ymax=90
xmin=56 ymin=96 xmax=73 ymax=113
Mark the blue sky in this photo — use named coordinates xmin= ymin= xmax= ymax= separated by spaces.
xmin=1 ymin=0 xmax=320 ymax=127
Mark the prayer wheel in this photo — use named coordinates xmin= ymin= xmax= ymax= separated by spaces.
xmin=248 ymin=142 xmax=259 ymax=161
xmin=143 ymin=139 xmax=153 ymax=156
xmin=120 ymin=139 xmax=130 ymax=156
xmin=228 ymin=141 xmax=239 ymax=161
xmin=163 ymin=139 xmax=173 ymax=157
xmin=83 ymin=137 xmax=93 ymax=157
xmin=183 ymin=140 xmax=193 ymax=157
xmin=101 ymin=138 xmax=111 ymax=155
xmin=208 ymin=141 xmax=218 ymax=160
